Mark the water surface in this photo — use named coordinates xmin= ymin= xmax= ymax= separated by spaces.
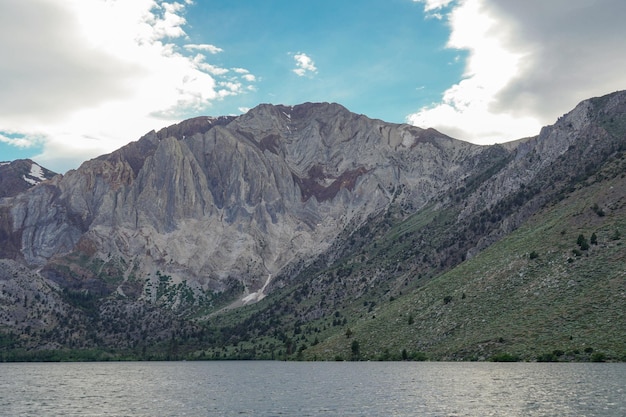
xmin=0 ymin=361 xmax=623 ymax=416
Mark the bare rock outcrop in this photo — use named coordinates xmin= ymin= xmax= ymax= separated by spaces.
xmin=2 ymin=91 xmax=625 ymax=308
xmin=0 ymin=103 xmax=487 ymax=300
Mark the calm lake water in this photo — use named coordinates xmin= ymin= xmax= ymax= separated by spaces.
xmin=0 ymin=361 xmax=623 ymax=416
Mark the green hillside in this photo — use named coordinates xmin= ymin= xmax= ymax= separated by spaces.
xmin=2 ymin=93 xmax=626 ymax=362
xmin=305 ymin=156 xmax=626 ymax=362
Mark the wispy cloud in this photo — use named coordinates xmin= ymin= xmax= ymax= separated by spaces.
xmin=0 ymin=132 xmax=44 ymax=149
xmin=413 ymin=0 xmax=455 ymax=10
xmin=232 ymin=68 xmax=256 ymax=82
xmin=413 ymin=0 xmax=455 ymax=18
xmin=184 ymin=44 xmax=224 ymax=54
xmin=292 ymin=53 xmax=318 ymax=77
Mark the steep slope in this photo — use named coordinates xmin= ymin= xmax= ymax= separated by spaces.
xmin=0 ymin=91 xmax=625 ymax=360
xmin=0 ymin=160 xmax=57 ymax=260
xmin=306 ymin=151 xmax=626 ymax=361
xmin=0 ymin=103 xmax=488 ymax=308
xmin=196 ymin=91 xmax=626 ymax=361
xmin=0 ymin=159 xmax=56 ymax=198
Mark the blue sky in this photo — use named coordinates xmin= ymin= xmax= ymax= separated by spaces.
xmin=1 ymin=0 xmax=625 ymax=173
xmin=182 ymin=0 xmax=462 ymax=120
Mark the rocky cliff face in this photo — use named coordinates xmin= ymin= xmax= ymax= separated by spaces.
xmin=0 ymin=160 xmax=57 ymax=260
xmin=1 ymin=92 xmax=626 ymax=312
xmin=0 ymin=103 xmax=491 ymax=305
xmin=1 ymin=91 xmax=626 ymax=357
xmin=455 ymin=92 xmax=626 ymax=257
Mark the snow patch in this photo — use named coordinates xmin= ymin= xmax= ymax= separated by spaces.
xmin=282 ymin=111 xmax=292 ymax=133
xmin=23 ymin=176 xmax=38 ymax=185
xmin=30 ymin=163 xmax=46 ymax=180
xmin=23 ymin=163 xmax=46 ymax=185
xmin=242 ymin=273 xmax=273 ymax=305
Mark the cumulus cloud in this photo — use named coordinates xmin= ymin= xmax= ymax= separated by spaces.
xmin=408 ymin=0 xmax=626 ymax=143
xmin=0 ymin=0 xmax=255 ymax=172
xmin=488 ymin=0 xmax=626 ymax=118
xmin=293 ymin=53 xmax=318 ymax=77
xmin=0 ymin=1 xmax=139 ymax=124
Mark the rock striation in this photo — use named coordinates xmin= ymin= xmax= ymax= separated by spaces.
xmin=0 ymin=104 xmax=491 ymax=301
xmin=0 ymin=91 xmax=625 ymax=357
xmin=1 ymin=92 xmax=626 ymax=311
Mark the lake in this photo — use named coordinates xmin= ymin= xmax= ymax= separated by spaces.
xmin=0 ymin=361 xmax=624 ymax=416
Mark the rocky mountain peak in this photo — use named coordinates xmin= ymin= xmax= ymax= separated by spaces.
xmin=0 ymin=159 xmax=56 ymax=198
xmin=0 ymin=102 xmax=481 ymax=299
xmin=1 ymin=91 xmax=625 ymax=360
xmin=1 ymin=91 xmax=625 ymax=310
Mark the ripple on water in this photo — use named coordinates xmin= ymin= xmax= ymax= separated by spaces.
xmin=0 ymin=362 xmax=624 ymax=416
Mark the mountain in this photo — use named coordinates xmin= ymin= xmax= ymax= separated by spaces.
xmin=1 ymin=103 xmax=488 ymax=297
xmin=0 ymin=91 xmax=625 ymax=361
xmin=0 ymin=159 xmax=56 ymax=198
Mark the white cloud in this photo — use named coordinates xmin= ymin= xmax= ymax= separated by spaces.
xmin=241 ymin=74 xmax=257 ymax=83
xmin=217 ymin=81 xmax=243 ymax=97
xmin=0 ymin=0 xmax=255 ymax=173
xmin=408 ymin=0 xmax=626 ymax=143
xmin=413 ymin=0 xmax=455 ymax=12
xmin=408 ymin=0 xmax=541 ymax=142
xmin=292 ymin=53 xmax=318 ymax=77
xmin=0 ymin=132 xmax=45 ymax=149
xmin=191 ymin=53 xmax=230 ymax=75
xmin=184 ymin=44 xmax=224 ymax=54
xmin=232 ymin=68 xmax=256 ymax=82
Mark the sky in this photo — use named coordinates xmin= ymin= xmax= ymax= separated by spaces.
xmin=1 ymin=0 xmax=625 ymax=174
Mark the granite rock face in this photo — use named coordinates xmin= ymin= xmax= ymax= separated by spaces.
xmin=1 ymin=92 xmax=625 ymax=307
xmin=0 ymin=103 xmax=488 ymax=299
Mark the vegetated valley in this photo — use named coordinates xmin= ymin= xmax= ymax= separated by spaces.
xmin=0 ymin=91 xmax=625 ymax=362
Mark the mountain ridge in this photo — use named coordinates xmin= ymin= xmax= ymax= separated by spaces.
xmin=1 ymin=102 xmax=485 ymax=290
xmin=0 ymin=92 xmax=625 ymax=360
xmin=0 ymin=159 xmax=56 ymax=198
